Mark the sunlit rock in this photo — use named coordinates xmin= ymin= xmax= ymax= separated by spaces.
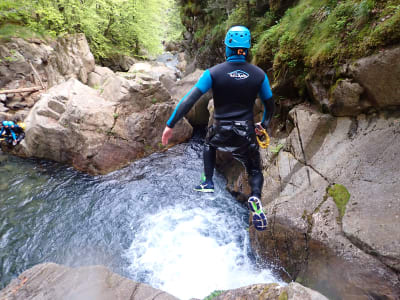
xmin=0 ymin=263 xmax=178 ymax=300
xmin=13 ymin=78 xmax=192 ymax=175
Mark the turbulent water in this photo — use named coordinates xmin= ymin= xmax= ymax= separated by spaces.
xmin=0 ymin=140 xmax=282 ymax=299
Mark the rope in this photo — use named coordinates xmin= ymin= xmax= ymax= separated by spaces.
xmin=256 ymin=128 xmax=270 ymax=149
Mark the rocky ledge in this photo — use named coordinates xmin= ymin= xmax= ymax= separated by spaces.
xmin=0 ymin=263 xmax=328 ymax=300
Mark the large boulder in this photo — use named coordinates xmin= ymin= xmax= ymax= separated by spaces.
xmin=13 ymin=78 xmax=192 ymax=174
xmin=347 ymin=46 xmax=400 ymax=108
xmin=306 ymin=46 xmax=400 ymax=116
xmin=0 ymin=34 xmax=95 ymax=120
xmin=0 ymin=263 xmax=178 ymax=300
xmin=249 ymin=106 xmax=400 ymax=299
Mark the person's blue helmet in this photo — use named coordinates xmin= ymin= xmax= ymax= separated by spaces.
xmin=2 ymin=121 xmax=8 ymax=126
xmin=224 ymin=26 xmax=251 ymax=49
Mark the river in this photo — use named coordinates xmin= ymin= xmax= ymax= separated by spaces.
xmin=0 ymin=138 xmax=282 ymax=300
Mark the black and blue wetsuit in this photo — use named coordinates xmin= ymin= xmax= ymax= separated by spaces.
xmin=167 ymin=55 xmax=275 ymax=198
xmin=0 ymin=123 xmax=17 ymax=141
xmin=0 ymin=122 xmax=24 ymax=144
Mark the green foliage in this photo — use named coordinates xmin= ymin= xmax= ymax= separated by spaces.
xmin=203 ymin=290 xmax=224 ymax=300
xmin=278 ymin=291 xmax=288 ymax=300
xmin=0 ymin=0 xmax=182 ymax=60
xmin=328 ymin=184 xmax=350 ymax=219
xmin=251 ymin=0 xmax=400 ymax=92
xmin=270 ymin=144 xmax=284 ymax=154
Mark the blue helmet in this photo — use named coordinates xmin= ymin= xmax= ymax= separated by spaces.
xmin=2 ymin=121 xmax=8 ymax=126
xmin=224 ymin=26 xmax=251 ymax=49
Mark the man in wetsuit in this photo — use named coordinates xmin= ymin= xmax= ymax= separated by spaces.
xmin=161 ymin=26 xmax=275 ymax=231
xmin=0 ymin=120 xmax=25 ymax=146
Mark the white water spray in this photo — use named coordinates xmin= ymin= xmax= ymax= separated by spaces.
xmin=125 ymin=203 xmax=281 ymax=300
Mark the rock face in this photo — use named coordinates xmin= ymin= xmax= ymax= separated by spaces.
xmin=0 ymin=34 xmax=199 ymax=175
xmin=307 ymin=46 xmax=400 ymax=116
xmin=229 ymin=105 xmax=400 ymax=299
xmin=218 ymin=46 xmax=400 ymax=298
xmin=15 ymin=77 xmax=192 ymax=175
xmin=0 ymin=34 xmax=95 ymax=120
xmin=0 ymin=263 xmax=178 ymax=300
xmin=213 ymin=282 xmax=328 ymax=300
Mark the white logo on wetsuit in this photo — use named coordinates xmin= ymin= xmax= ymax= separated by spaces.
xmin=227 ymin=70 xmax=249 ymax=80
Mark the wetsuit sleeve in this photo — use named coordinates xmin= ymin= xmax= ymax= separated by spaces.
xmin=10 ymin=129 xmax=16 ymax=141
xmin=258 ymin=74 xmax=275 ymax=129
xmin=166 ymin=70 xmax=212 ymax=128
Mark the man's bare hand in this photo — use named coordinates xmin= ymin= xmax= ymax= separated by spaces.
xmin=255 ymin=122 xmax=265 ymax=136
xmin=162 ymin=126 xmax=173 ymax=146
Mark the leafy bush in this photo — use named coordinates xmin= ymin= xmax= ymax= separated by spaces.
xmin=0 ymin=0 xmax=183 ymax=60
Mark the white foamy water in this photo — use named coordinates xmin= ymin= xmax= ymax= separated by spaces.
xmin=125 ymin=203 xmax=281 ymax=300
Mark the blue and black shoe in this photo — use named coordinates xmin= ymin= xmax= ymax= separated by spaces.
xmin=248 ymin=196 xmax=267 ymax=231
xmin=194 ymin=179 xmax=214 ymax=193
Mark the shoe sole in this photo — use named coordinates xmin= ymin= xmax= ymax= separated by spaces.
xmin=253 ymin=212 xmax=268 ymax=231
xmin=248 ymin=197 xmax=267 ymax=230
xmin=194 ymin=188 xmax=214 ymax=193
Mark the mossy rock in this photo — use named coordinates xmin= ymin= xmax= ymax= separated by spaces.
xmin=278 ymin=290 xmax=288 ymax=300
xmin=328 ymin=184 xmax=350 ymax=219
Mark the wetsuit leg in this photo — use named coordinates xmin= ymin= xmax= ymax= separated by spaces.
xmin=10 ymin=130 xmax=17 ymax=141
xmin=233 ymin=145 xmax=263 ymax=198
xmin=203 ymin=143 xmax=216 ymax=181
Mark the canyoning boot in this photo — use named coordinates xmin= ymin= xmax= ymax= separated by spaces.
xmin=194 ymin=179 xmax=214 ymax=193
xmin=248 ymin=196 xmax=267 ymax=231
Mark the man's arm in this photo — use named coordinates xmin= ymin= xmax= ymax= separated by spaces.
xmin=162 ymin=70 xmax=213 ymax=145
xmin=166 ymin=70 xmax=212 ymax=128
xmin=258 ymin=74 xmax=275 ymax=129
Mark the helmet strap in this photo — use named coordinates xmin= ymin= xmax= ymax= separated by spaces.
xmin=237 ymin=48 xmax=247 ymax=56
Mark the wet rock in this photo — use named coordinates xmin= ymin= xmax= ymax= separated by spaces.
xmin=0 ymin=263 xmax=178 ymax=300
xmin=246 ymin=105 xmax=400 ymax=299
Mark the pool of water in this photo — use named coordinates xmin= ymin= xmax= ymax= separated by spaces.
xmin=0 ymin=141 xmax=282 ymax=299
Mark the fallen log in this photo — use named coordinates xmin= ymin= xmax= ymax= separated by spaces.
xmin=0 ymin=86 xmax=43 ymax=94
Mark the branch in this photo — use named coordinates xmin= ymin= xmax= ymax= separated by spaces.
xmin=0 ymin=86 xmax=43 ymax=94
